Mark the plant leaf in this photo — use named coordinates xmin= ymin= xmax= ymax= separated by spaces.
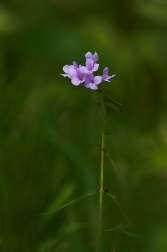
xmin=103 ymin=93 xmax=122 ymax=105
xmin=105 ymin=102 xmax=121 ymax=113
xmin=115 ymin=223 xmax=130 ymax=231
xmin=123 ymin=231 xmax=145 ymax=241
xmin=106 ymin=193 xmax=131 ymax=225
xmin=101 ymin=87 xmax=112 ymax=91
xmin=38 ymin=191 xmax=97 ymax=216
xmin=106 ymin=152 xmax=121 ymax=180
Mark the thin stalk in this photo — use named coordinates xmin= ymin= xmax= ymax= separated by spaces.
xmin=99 ymin=92 xmax=106 ymax=227
xmin=96 ymin=91 xmax=106 ymax=252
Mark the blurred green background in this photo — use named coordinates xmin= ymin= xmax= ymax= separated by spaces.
xmin=0 ymin=0 xmax=167 ymax=251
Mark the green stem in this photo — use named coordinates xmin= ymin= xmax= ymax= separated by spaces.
xmin=96 ymin=91 xmax=106 ymax=252
xmin=99 ymin=92 xmax=106 ymax=227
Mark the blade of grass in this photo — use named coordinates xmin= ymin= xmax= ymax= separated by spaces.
xmin=38 ymin=191 xmax=98 ymax=216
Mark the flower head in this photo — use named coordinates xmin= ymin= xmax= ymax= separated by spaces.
xmin=61 ymin=52 xmax=115 ymax=90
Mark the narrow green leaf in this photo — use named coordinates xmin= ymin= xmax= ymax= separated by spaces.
xmin=38 ymin=184 xmax=75 ymax=217
xmin=101 ymin=87 xmax=112 ymax=91
xmin=115 ymin=223 xmax=129 ymax=231
xmin=106 ymin=193 xmax=131 ymax=225
xmin=103 ymin=93 xmax=122 ymax=105
xmin=105 ymin=102 xmax=121 ymax=113
xmin=102 ymin=227 xmax=114 ymax=232
xmin=123 ymin=231 xmax=145 ymax=241
xmin=38 ymin=191 xmax=97 ymax=216
xmin=121 ymin=224 xmax=130 ymax=230
xmin=92 ymin=91 xmax=100 ymax=102
xmin=115 ymin=223 xmax=124 ymax=230
xmin=89 ymin=147 xmax=99 ymax=156
xmin=106 ymin=152 xmax=121 ymax=180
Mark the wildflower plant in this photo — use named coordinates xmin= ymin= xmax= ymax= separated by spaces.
xmin=40 ymin=52 xmax=141 ymax=251
xmin=61 ymin=52 xmax=126 ymax=250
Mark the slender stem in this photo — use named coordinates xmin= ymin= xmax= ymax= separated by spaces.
xmin=99 ymin=92 xmax=106 ymax=227
xmin=96 ymin=91 xmax=106 ymax=252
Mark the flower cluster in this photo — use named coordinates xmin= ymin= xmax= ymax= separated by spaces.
xmin=61 ymin=52 xmax=116 ymax=90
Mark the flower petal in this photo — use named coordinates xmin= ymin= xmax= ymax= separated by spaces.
xmin=73 ymin=61 xmax=78 ymax=68
xmin=111 ymin=74 xmax=116 ymax=78
xmin=89 ymin=83 xmax=98 ymax=90
xmin=85 ymin=52 xmax=99 ymax=63
xmin=92 ymin=63 xmax=99 ymax=72
xmin=86 ymin=59 xmax=94 ymax=71
xmin=84 ymin=82 xmax=90 ymax=88
xmin=84 ymin=73 xmax=94 ymax=84
xmin=68 ymin=66 xmax=77 ymax=78
xmin=93 ymin=52 xmax=99 ymax=63
xmin=103 ymin=67 xmax=108 ymax=76
xmin=61 ymin=74 xmax=68 ymax=77
xmin=71 ymin=78 xmax=81 ymax=86
xmin=79 ymin=66 xmax=89 ymax=74
xmin=94 ymin=76 xmax=102 ymax=85
xmin=85 ymin=52 xmax=92 ymax=59
xmin=63 ymin=65 xmax=70 ymax=74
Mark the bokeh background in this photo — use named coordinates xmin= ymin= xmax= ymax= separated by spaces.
xmin=0 ymin=0 xmax=167 ymax=251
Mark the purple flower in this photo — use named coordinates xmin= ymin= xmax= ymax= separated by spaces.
xmin=69 ymin=68 xmax=85 ymax=86
xmin=61 ymin=61 xmax=79 ymax=77
xmin=86 ymin=59 xmax=99 ymax=72
xmin=85 ymin=52 xmax=99 ymax=63
xmin=61 ymin=52 xmax=116 ymax=89
xmin=79 ymin=59 xmax=99 ymax=74
xmin=84 ymin=73 xmax=102 ymax=90
xmin=102 ymin=67 xmax=116 ymax=82
xmin=84 ymin=52 xmax=99 ymax=73
xmin=61 ymin=62 xmax=85 ymax=86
